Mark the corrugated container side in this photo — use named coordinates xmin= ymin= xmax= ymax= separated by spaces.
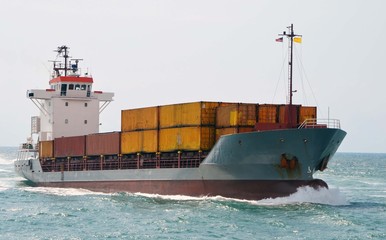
xmin=201 ymin=102 xmax=220 ymax=125
xmin=54 ymin=136 xmax=86 ymax=157
xmin=215 ymin=127 xmax=254 ymax=141
xmin=159 ymin=126 xmax=215 ymax=152
xmin=121 ymin=106 xmax=158 ymax=131
xmin=216 ymin=105 xmax=233 ymax=127
xmin=279 ymin=105 xmax=300 ymax=125
xmin=240 ymin=104 xmax=257 ymax=126
xmin=216 ymin=103 xmax=257 ymax=127
xmin=159 ymin=102 xmax=219 ymax=128
xmin=121 ymin=130 xmax=158 ymax=154
xmin=299 ymin=106 xmax=317 ymax=124
xmin=39 ymin=140 xmax=54 ymax=158
xmin=86 ymin=132 xmax=120 ymax=156
xmin=258 ymin=104 xmax=278 ymax=123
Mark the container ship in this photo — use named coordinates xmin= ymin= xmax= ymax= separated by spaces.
xmin=15 ymin=25 xmax=346 ymax=200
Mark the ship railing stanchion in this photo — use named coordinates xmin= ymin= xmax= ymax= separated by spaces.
xmin=177 ymin=151 xmax=181 ymax=168
xmin=198 ymin=150 xmax=202 ymax=167
xmin=52 ymin=158 xmax=56 ymax=172
xmin=100 ymin=155 xmax=103 ymax=170
xmin=156 ymin=152 xmax=160 ymax=168
xmin=137 ymin=153 xmax=141 ymax=169
xmin=67 ymin=157 xmax=70 ymax=171
xmin=83 ymin=156 xmax=87 ymax=171
xmin=118 ymin=154 xmax=122 ymax=170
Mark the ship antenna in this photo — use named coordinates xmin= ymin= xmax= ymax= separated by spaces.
xmin=278 ymin=24 xmax=302 ymax=105
xmin=54 ymin=45 xmax=71 ymax=76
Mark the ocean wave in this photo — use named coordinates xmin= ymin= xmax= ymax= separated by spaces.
xmin=0 ymin=157 xmax=15 ymax=165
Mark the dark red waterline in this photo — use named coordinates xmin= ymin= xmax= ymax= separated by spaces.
xmin=31 ymin=179 xmax=328 ymax=201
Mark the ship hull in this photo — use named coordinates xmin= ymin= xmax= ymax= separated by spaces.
xmin=15 ymin=128 xmax=346 ymax=200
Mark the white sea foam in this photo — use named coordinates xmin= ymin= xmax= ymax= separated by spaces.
xmin=132 ymin=186 xmax=349 ymax=206
xmin=254 ymin=186 xmax=349 ymax=206
xmin=133 ymin=192 xmax=213 ymax=201
xmin=22 ymin=187 xmax=110 ymax=196
xmin=17 ymin=185 xmax=349 ymax=206
xmin=0 ymin=157 xmax=15 ymax=165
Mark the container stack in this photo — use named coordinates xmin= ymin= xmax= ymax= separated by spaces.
xmin=37 ymin=102 xmax=318 ymax=160
xmin=158 ymin=102 xmax=219 ymax=152
xmin=121 ymin=106 xmax=159 ymax=154
xmin=215 ymin=103 xmax=257 ymax=141
xmin=120 ymin=102 xmax=220 ymax=153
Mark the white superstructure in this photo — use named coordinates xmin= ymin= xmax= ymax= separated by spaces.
xmin=27 ymin=46 xmax=113 ymax=141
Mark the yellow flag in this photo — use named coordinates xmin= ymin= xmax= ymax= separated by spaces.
xmin=293 ymin=37 xmax=302 ymax=43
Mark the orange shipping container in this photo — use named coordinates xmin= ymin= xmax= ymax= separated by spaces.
xmin=216 ymin=103 xmax=257 ymax=127
xmin=121 ymin=106 xmax=158 ymax=132
xmin=215 ymin=127 xmax=254 ymax=141
xmin=299 ymin=106 xmax=317 ymax=124
xmin=39 ymin=140 xmax=54 ymax=158
xmin=279 ymin=105 xmax=299 ymax=125
xmin=86 ymin=132 xmax=120 ymax=156
xmin=54 ymin=136 xmax=86 ymax=158
xmin=159 ymin=126 xmax=215 ymax=152
xmin=159 ymin=102 xmax=219 ymax=128
xmin=258 ymin=104 xmax=278 ymax=123
xmin=121 ymin=130 xmax=158 ymax=154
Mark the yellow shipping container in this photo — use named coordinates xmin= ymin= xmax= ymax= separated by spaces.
xmin=159 ymin=127 xmax=215 ymax=152
xmin=121 ymin=106 xmax=158 ymax=132
xmin=215 ymin=127 xmax=254 ymax=141
xmin=39 ymin=140 xmax=54 ymax=158
xmin=299 ymin=106 xmax=317 ymax=124
xmin=121 ymin=130 xmax=158 ymax=154
xmin=159 ymin=102 xmax=219 ymax=128
xmin=258 ymin=104 xmax=278 ymax=123
xmin=216 ymin=103 xmax=257 ymax=127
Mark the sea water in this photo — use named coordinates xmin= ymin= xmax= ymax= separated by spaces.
xmin=0 ymin=147 xmax=385 ymax=240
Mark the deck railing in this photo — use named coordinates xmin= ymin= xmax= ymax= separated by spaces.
xmin=17 ymin=143 xmax=38 ymax=161
xmin=298 ymin=118 xmax=341 ymax=129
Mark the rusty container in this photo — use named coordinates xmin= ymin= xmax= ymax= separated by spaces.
xmin=258 ymin=104 xmax=278 ymax=123
xmin=121 ymin=130 xmax=158 ymax=154
xmin=86 ymin=132 xmax=120 ymax=156
xmin=121 ymin=106 xmax=159 ymax=132
xmin=39 ymin=140 xmax=54 ymax=158
xmin=215 ymin=127 xmax=254 ymax=141
xmin=279 ymin=104 xmax=300 ymax=125
xmin=299 ymin=106 xmax=317 ymax=124
xmin=159 ymin=102 xmax=219 ymax=128
xmin=54 ymin=135 xmax=86 ymax=158
xmin=216 ymin=103 xmax=257 ymax=127
xmin=159 ymin=126 xmax=215 ymax=152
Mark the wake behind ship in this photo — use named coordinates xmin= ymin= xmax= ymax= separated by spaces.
xmin=15 ymin=25 xmax=346 ymax=200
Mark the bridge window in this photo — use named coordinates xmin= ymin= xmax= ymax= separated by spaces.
xmin=69 ymin=84 xmax=74 ymax=90
xmin=81 ymin=84 xmax=86 ymax=90
xmin=60 ymin=84 xmax=67 ymax=96
xmin=75 ymin=84 xmax=80 ymax=90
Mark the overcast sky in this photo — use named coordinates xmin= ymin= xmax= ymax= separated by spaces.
xmin=1 ymin=0 xmax=385 ymax=153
